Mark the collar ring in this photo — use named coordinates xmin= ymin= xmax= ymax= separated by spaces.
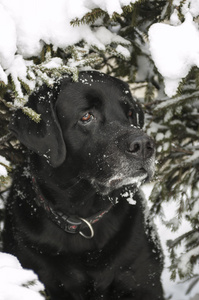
xmin=79 ymin=217 xmax=94 ymax=239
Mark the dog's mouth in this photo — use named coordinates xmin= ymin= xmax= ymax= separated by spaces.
xmin=108 ymin=169 xmax=148 ymax=188
xmin=93 ymin=169 xmax=148 ymax=195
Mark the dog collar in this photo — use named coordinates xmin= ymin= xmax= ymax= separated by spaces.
xmin=32 ymin=177 xmax=113 ymax=239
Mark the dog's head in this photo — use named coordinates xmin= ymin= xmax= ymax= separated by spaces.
xmin=10 ymin=71 xmax=155 ymax=194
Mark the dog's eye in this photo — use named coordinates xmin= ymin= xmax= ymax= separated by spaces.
xmin=81 ymin=112 xmax=94 ymax=123
xmin=128 ymin=110 xmax=134 ymax=121
xmin=128 ymin=109 xmax=137 ymax=125
xmin=128 ymin=110 xmax=133 ymax=118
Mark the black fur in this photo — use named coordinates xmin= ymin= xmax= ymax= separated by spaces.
xmin=3 ymin=71 xmax=164 ymax=299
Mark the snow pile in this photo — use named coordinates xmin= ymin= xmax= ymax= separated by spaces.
xmin=148 ymin=1 xmax=199 ymax=97
xmin=0 ymin=0 xmax=134 ymax=87
xmin=0 ymin=252 xmax=44 ymax=300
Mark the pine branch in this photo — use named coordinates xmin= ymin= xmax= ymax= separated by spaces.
xmin=185 ymin=275 xmax=199 ymax=294
xmin=22 ymin=107 xmax=41 ymax=123
xmin=0 ymin=133 xmax=13 ymax=145
xmin=154 ymin=91 xmax=199 ymax=113
xmin=71 ymin=8 xmax=107 ymax=26
xmin=167 ymin=230 xmax=196 ymax=249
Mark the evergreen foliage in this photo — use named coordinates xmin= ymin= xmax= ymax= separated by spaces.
xmin=149 ymin=74 xmax=199 ymax=288
xmin=104 ymin=1 xmax=199 ymax=291
xmin=0 ymin=0 xmax=199 ymax=297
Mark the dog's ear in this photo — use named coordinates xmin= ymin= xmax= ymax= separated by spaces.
xmin=9 ymin=81 xmax=68 ymax=168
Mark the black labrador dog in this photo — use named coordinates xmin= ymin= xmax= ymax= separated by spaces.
xmin=3 ymin=71 xmax=164 ymax=300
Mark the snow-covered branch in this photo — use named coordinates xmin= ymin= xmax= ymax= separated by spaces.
xmin=148 ymin=1 xmax=199 ymax=97
xmin=0 ymin=0 xmax=133 ymax=104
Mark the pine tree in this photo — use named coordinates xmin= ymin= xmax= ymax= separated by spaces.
xmin=0 ymin=0 xmax=199 ymax=298
xmin=104 ymin=0 xmax=199 ymax=294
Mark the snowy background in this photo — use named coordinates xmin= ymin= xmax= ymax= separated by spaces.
xmin=142 ymin=184 xmax=199 ymax=300
xmin=0 ymin=0 xmax=199 ymax=299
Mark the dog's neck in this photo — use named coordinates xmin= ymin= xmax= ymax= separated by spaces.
xmin=31 ymin=175 xmax=114 ymax=239
xmin=30 ymin=154 xmax=113 ymax=212
xmin=26 ymin=154 xmax=140 ymax=240
xmin=29 ymin=155 xmax=119 ymax=238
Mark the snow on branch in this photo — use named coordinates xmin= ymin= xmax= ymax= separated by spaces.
xmin=0 ymin=0 xmax=134 ymax=112
xmin=148 ymin=1 xmax=199 ymax=97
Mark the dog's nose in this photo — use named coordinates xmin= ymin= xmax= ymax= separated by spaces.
xmin=127 ymin=136 xmax=155 ymax=159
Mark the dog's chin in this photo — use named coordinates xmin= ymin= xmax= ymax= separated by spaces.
xmin=92 ymin=170 xmax=149 ymax=196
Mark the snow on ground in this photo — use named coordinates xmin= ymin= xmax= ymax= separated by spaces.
xmin=0 ymin=252 xmax=44 ymax=300
xmin=148 ymin=0 xmax=199 ymax=97
xmin=142 ymin=183 xmax=199 ymax=300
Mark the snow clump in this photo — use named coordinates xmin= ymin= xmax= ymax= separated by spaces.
xmin=0 ymin=252 xmax=44 ymax=300
xmin=148 ymin=8 xmax=199 ymax=97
